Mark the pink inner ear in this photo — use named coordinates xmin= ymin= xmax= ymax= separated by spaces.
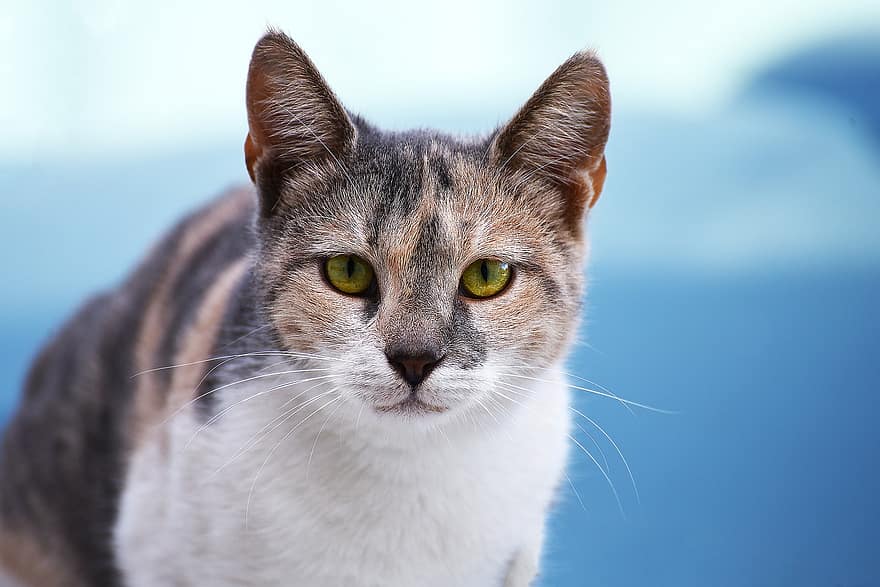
xmin=563 ymin=152 xmax=606 ymax=231
xmin=244 ymin=50 xmax=276 ymax=149
xmin=244 ymin=134 xmax=262 ymax=183
xmin=244 ymin=51 xmax=276 ymax=184
xmin=587 ymin=155 xmax=607 ymax=209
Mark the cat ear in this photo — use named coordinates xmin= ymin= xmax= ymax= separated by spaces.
xmin=245 ymin=30 xmax=356 ymax=213
xmin=489 ymin=51 xmax=610 ymax=227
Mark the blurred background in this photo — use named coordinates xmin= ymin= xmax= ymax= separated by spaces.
xmin=2 ymin=1 xmax=879 ymax=585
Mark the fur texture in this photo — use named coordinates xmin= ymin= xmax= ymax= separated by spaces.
xmin=0 ymin=30 xmax=610 ymax=586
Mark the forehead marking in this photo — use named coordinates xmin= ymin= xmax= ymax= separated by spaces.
xmin=407 ymin=149 xmax=455 ymax=276
xmin=427 ymin=143 xmax=454 ymax=191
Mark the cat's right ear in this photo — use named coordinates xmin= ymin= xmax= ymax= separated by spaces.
xmin=245 ymin=30 xmax=356 ymax=215
xmin=489 ymin=51 xmax=610 ymax=233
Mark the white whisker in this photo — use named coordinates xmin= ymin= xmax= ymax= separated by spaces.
xmin=245 ymin=393 xmax=342 ymax=528
xmin=306 ymin=399 xmax=345 ymax=480
xmin=491 ymin=385 xmax=625 ymax=516
xmin=211 ymin=382 xmax=337 ymax=476
xmin=354 ymin=402 xmax=366 ymax=432
xmin=498 ymin=371 xmax=674 ymax=414
xmin=568 ymin=431 xmax=625 ymax=518
xmin=495 ymin=380 xmax=610 ymax=475
xmin=132 ymin=350 xmax=355 ymax=378
xmin=571 ymin=405 xmax=640 ymax=504
xmin=159 ymin=368 xmax=333 ymax=430
xmin=219 ymin=324 xmax=273 ymax=350
xmin=564 ymin=472 xmax=588 ymax=512
xmin=183 ymin=374 xmax=337 ymax=451
xmin=495 ymin=365 xmax=640 ymax=415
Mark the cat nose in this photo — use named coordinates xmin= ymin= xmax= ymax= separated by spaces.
xmin=385 ymin=348 xmax=444 ymax=387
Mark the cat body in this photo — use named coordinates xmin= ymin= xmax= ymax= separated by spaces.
xmin=0 ymin=31 xmax=610 ymax=586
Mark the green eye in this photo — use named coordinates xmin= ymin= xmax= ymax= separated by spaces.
xmin=460 ymin=259 xmax=512 ymax=298
xmin=325 ymin=255 xmax=375 ymax=295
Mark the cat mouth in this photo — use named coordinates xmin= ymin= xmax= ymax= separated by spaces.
xmin=375 ymin=396 xmax=448 ymax=415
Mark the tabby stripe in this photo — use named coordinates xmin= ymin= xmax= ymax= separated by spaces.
xmin=155 ymin=214 xmax=252 ymax=389
xmin=166 ymin=258 xmax=250 ymax=422
xmin=130 ymin=189 xmax=251 ymax=452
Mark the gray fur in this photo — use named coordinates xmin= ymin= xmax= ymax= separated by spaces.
xmin=0 ymin=29 xmax=610 ymax=586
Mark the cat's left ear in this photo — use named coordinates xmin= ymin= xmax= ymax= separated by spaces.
xmin=245 ymin=30 xmax=356 ymax=214
xmin=489 ymin=51 xmax=610 ymax=229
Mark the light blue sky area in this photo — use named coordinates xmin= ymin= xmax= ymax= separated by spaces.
xmin=592 ymin=93 xmax=880 ymax=273
xmin=3 ymin=0 xmax=880 ymax=159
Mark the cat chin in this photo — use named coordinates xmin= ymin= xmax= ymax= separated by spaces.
xmin=374 ymin=395 xmax=449 ymax=416
xmin=338 ymin=389 xmax=478 ymax=435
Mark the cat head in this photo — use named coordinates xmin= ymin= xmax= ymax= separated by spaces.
xmin=244 ymin=30 xmax=609 ymax=428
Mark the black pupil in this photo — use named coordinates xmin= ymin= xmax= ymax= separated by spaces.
xmin=346 ymin=256 xmax=355 ymax=278
xmin=480 ymin=260 xmax=489 ymax=282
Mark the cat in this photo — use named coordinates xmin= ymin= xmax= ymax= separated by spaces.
xmin=0 ymin=29 xmax=609 ymax=587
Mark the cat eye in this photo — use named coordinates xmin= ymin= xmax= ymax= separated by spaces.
xmin=325 ymin=254 xmax=375 ymax=295
xmin=460 ymin=259 xmax=512 ymax=299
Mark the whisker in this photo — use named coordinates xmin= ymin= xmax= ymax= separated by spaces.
xmin=250 ymin=356 xmax=299 ymax=374
xmin=571 ymin=405 xmax=641 ymax=504
xmin=177 ymin=353 xmax=340 ymax=431
xmin=564 ymin=472 xmax=588 ymax=512
xmin=495 ymin=381 xmax=610 ymax=474
xmin=130 ymin=352 xmax=272 ymax=377
xmin=182 ymin=349 xmax=305 ymax=413
xmin=497 ymin=371 xmax=675 ymax=414
xmin=495 ymin=364 xmax=639 ymax=414
xmin=568 ymin=430 xmax=625 ymax=518
xmin=183 ymin=374 xmax=337 ymax=450
xmin=483 ymin=394 xmax=517 ymax=443
xmin=561 ymin=370 xmax=637 ymax=417
xmin=573 ymin=420 xmax=610 ymax=476
xmin=158 ymin=367 xmax=333 ymax=430
xmin=306 ymin=399 xmax=345 ymax=480
xmin=219 ymin=324 xmax=273 ymax=350
xmin=132 ymin=350 xmax=355 ymax=378
xmin=354 ymin=402 xmax=366 ymax=432
xmin=473 ymin=396 xmax=502 ymax=429
xmin=211 ymin=382 xmax=337 ymax=476
xmin=435 ymin=421 xmax=453 ymax=449
xmin=245 ymin=393 xmax=343 ymax=528
xmin=491 ymin=386 xmax=625 ymax=516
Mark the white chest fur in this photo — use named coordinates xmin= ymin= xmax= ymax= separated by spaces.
xmin=115 ymin=373 xmax=570 ymax=587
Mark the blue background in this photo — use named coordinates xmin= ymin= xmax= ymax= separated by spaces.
xmin=2 ymin=3 xmax=879 ymax=585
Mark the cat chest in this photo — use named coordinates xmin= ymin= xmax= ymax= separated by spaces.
xmin=175 ymin=419 xmax=558 ymax=586
xmin=214 ymin=445 xmax=535 ymax=585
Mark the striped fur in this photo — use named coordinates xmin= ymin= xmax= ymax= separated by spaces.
xmin=0 ymin=188 xmax=257 ymax=586
xmin=0 ymin=30 xmax=610 ymax=586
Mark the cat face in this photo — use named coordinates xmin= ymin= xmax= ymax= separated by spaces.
xmin=245 ymin=31 xmax=609 ymax=424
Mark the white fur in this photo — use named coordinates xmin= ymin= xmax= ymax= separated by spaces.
xmin=115 ymin=365 xmax=570 ymax=587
